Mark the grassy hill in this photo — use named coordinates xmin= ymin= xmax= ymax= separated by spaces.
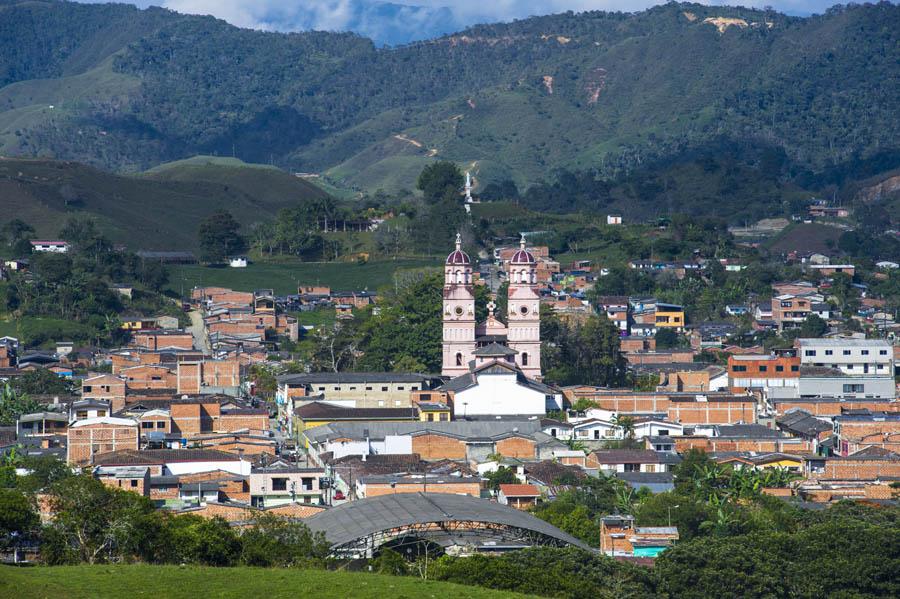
xmin=0 ymin=1 xmax=897 ymax=200
xmin=0 ymin=156 xmax=330 ymax=250
xmin=0 ymin=564 xmax=528 ymax=599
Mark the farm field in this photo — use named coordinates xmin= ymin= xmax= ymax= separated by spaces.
xmin=167 ymin=258 xmax=437 ymax=296
xmin=0 ymin=565 xmax=528 ymax=599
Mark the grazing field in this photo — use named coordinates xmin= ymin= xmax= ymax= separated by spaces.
xmin=0 ymin=565 xmax=529 ymax=599
xmin=766 ymin=223 xmax=846 ymax=255
xmin=167 ymin=258 xmax=437 ymax=295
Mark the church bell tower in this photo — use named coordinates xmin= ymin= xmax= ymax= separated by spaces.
xmin=506 ymin=235 xmax=542 ymax=379
xmin=442 ymin=234 xmax=476 ymax=377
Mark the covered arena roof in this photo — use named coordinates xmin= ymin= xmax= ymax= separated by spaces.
xmin=305 ymin=492 xmax=591 ymax=554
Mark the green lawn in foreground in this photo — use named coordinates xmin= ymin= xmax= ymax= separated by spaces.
xmin=166 ymin=258 xmax=436 ymax=295
xmin=0 ymin=564 xmax=529 ymax=599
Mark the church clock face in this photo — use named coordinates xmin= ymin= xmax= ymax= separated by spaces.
xmin=455 ymin=306 xmax=464 ymax=317
xmin=520 ymin=305 xmax=529 ymax=315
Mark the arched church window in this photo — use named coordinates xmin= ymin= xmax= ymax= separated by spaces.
xmin=522 ymin=352 xmax=529 ymax=366
xmin=455 ymin=353 xmax=463 ymax=366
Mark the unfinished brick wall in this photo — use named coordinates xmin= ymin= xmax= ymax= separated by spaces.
xmin=494 ymin=437 xmax=537 ymax=459
xmin=822 ymin=459 xmax=900 ymax=480
xmin=668 ymin=399 xmax=757 ymax=425
xmin=363 ymin=481 xmax=481 ymax=497
xmin=411 ymin=434 xmax=467 ymax=460
xmin=67 ymin=423 xmax=139 ymax=466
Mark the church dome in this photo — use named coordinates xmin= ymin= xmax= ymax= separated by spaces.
xmin=510 ymin=235 xmax=536 ymax=264
xmin=446 ymin=233 xmax=471 ymax=265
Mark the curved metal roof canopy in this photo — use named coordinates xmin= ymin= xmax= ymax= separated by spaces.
xmin=305 ymin=492 xmax=592 ymax=557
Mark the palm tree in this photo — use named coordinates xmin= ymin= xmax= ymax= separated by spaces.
xmin=612 ymin=414 xmax=636 ymax=440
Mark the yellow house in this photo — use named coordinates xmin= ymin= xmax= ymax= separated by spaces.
xmin=120 ymin=315 xmax=156 ymax=331
xmin=718 ymin=453 xmax=804 ymax=472
xmin=654 ymin=303 xmax=685 ymax=330
xmin=417 ymin=401 xmax=452 ymax=422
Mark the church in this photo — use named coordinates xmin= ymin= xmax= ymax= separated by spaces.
xmin=439 ymin=235 xmax=560 ymax=417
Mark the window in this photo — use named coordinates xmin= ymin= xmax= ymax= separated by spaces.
xmin=271 ymin=477 xmax=288 ymax=491
xmin=83 ymin=386 xmax=92 ymax=393
xmin=76 ymin=410 xmax=88 ymax=419
xmin=365 ymin=386 xmax=373 ymax=391
xmin=843 ymin=350 xmax=851 ymax=356
xmin=455 ymin=353 xmax=462 ymax=367
xmin=775 ymin=365 xmax=784 ymax=372
xmin=732 ymin=365 xmax=747 ymax=372
xmin=880 ymin=350 xmax=888 ymax=356
xmin=825 ymin=350 xmax=833 ymax=356
xmin=791 ymin=365 xmax=799 ymax=372
xmin=318 ymin=387 xmax=325 ymax=391
xmin=759 ymin=365 xmax=767 ymax=372
xmin=378 ymin=400 xmax=385 ymax=407
xmin=843 ymin=384 xmax=864 ymax=394
xmin=658 ymin=430 xmax=669 ymax=436
xmin=156 ymin=421 xmax=165 ymax=429
xmin=130 ymin=480 xmax=138 ymax=488
xmin=349 ymin=386 xmax=356 ymax=391
xmin=522 ymin=353 xmax=529 ymax=366
xmin=804 ymin=350 xmax=816 ymax=357
xmin=410 ymin=386 xmax=418 ymax=391
xmin=397 ymin=386 xmax=404 ymax=391
xmin=439 ymin=413 xmax=449 ymax=421
xmin=302 ymin=477 xmax=315 ymax=491
xmin=142 ymin=422 xmax=153 ymax=429
xmin=381 ymin=386 xmax=389 ymax=392
xmin=334 ymin=387 xmax=340 ymax=391
xmin=861 ymin=350 xmax=869 ymax=356
xmin=427 ymin=413 xmax=435 ymax=422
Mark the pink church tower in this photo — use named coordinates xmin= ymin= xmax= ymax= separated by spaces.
xmin=442 ymin=234 xmax=476 ymax=377
xmin=506 ymin=235 xmax=542 ymax=379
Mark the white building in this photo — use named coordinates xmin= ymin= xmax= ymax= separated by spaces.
xmin=228 ymin=257 xmax=248 ymax=268
xmin=30 ymin=240 xmax=69 ymax=253
xmin=797 ymin=338 xmax=894 ymax=377
xmin=607 ymin=215 xmax=623 ymax=225
xmin=440 ymin=360 xmax=561 ymax=418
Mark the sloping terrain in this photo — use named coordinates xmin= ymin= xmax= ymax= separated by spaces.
xmin=0 ymin=156 xmax=329 ymax=250
xmin=0 ymin=1 xmax=897 ymax=198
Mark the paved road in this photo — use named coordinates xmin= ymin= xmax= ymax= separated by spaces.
xmin=186 ymin=308 xmax=210 ymax=354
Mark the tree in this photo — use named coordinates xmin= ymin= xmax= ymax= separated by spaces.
xmin=655 ymin=328 xmax=680 ymax=349
xmin=12 ymin=368 xmax=70 ymax=396
xmin=574 ymin=315 xmax=628 ymax=387
xmin=356 ymin=273 xmax=445 ymax=372
xmin=799 ymin=314 xmax=828 ymax=338
xmin=0 ymin=488 xmax=38 ymax=550
xmin=416 ymin=161 xmax=463 ymax=204
xmin=197 ymin=210 xmax=245 ymax=263
xmin=484 ymin=466 xmax=519 ymax=491
xmin=239 ymin=513 xmax=329 ymax=567
xmin=43 ymin=475 xmax=161 ymax=564
xmin=0 ymin=383 xmax=41 ymax=426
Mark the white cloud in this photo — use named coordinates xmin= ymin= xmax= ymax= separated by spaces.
xmin=93 ymin=1 xmax=855 ymax=44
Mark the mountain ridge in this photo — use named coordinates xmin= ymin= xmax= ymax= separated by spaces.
xmin=0 ymin=1 xmax=898 ymax=196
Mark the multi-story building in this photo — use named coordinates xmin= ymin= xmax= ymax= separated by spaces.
xmin=727 ymin=354 xmax=801 ymax=393
xmin=595 ymin=296 xmax=630 ymax=333
xmin=797 ymin=338 xmax=894 ymax=377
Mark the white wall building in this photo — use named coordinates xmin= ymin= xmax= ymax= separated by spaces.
xmin=797 ymin=338 xmax=894 ymax=377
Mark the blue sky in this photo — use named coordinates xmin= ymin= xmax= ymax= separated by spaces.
xmin=88 ymin=1 xmax=852 ymax=45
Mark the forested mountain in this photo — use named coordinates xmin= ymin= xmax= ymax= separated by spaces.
xmin=1 ymin=1 xmax=898 ymax=197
